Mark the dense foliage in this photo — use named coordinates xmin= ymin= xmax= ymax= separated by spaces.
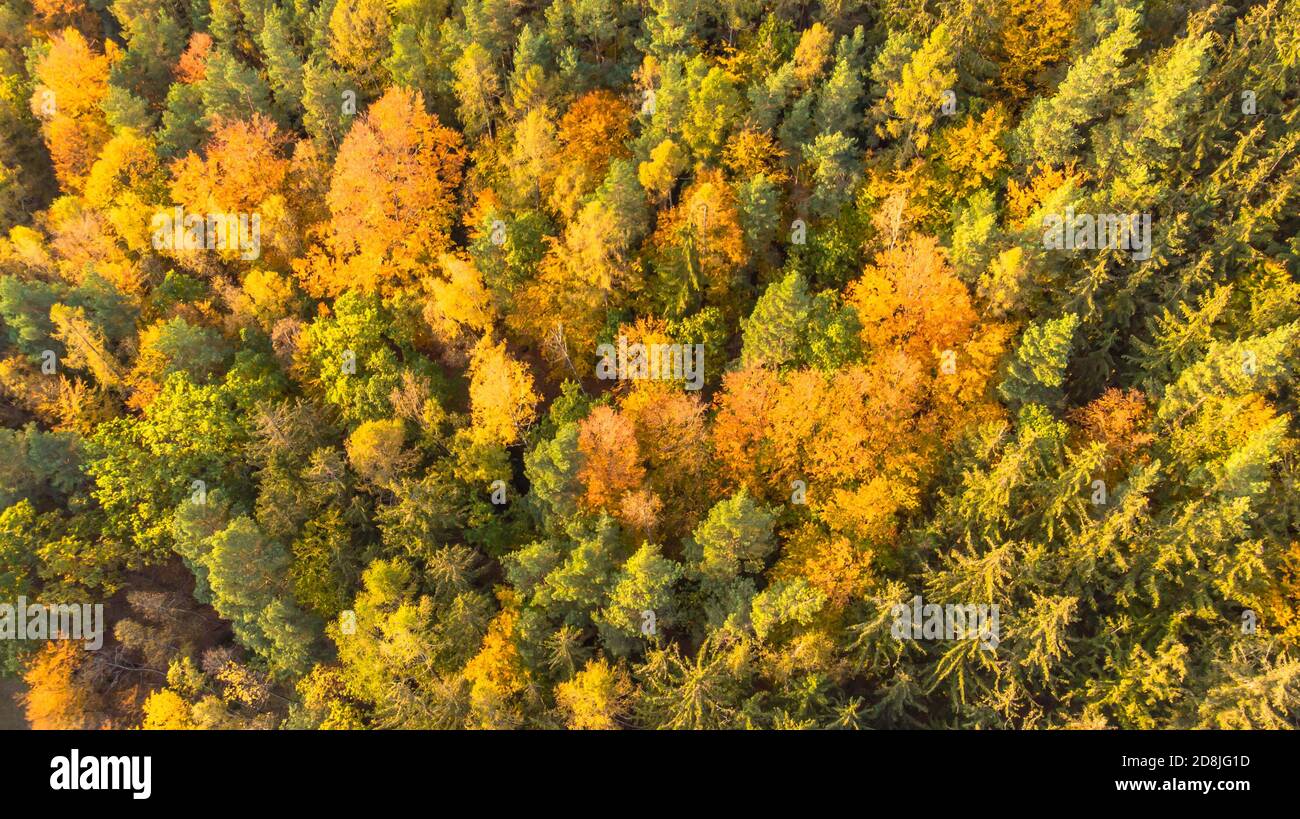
xmin=2 ymin=0 xmax=1299 ymax=729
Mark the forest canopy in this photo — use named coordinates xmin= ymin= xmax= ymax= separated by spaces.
xmin=1 ymin=0 xmax=1299 ymax=730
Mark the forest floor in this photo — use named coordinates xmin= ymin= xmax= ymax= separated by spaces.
xmin=0 ymin=678 xmax=28 ymax=729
